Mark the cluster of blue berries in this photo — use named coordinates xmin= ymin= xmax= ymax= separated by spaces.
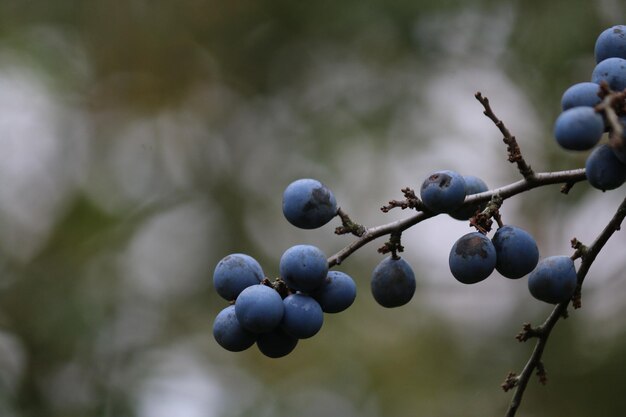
xmin=418 ymin=169 xmax=577 ymax=304
xmin=555 ymin=25 xmax=626 ymax=191
xmin=212 ymin=179 xmax=357 ymax=358
xmin=212 ymin=27 xmax=626 ymax=354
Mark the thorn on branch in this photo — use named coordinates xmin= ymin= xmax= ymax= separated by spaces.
xmin=560 ymin=181 xmax=577 ymax=194
xmin=502 ymin=372 xmax=519 ymax=392
xmin=335 ymin=207 xmax=366 ymax=237
xmin=475 ymin=92 xmax=536 ymax=181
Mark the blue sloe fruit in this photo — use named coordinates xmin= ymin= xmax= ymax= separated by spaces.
xmin=554 ymin=107 xmax=604 ymax=151
xmin=591 ymin=57 xmax=626 ymax=92
xmin=213 ymin=253 xmax=264 ymax=301
xmin=449 ymin=175 xmax=488 ymax=221
xmin=257 ymin=328 xmax=298 ymax=358
xmin=282 ymin=178 xmax=337 ymax=229
xmin=492 ymin=225 xmax=539 ymax=279
xmin=213 ymin=305 xmax=256 ymax=352
xmin=370 ymin=256 xmax=416 ymax=308
xmin=595 ymin=25 xmax=626 ymax=63
xmin=311 ymin=270 xmax=357 ymax=313
xmin=528 ymin=256 xmax=577 ymax=304
xmin=585 ymin=144 xmax=626 ymax=191
xmin=279 ymin=244 xmax=328 ymax=292
xmin=420 ymin=170 xmax=466 ymax=213
xmin=449 ymin=232 xmax=496 ymax=284
xmin=560 ymin=82 xmax=602 ymax=111
xmin=281 ymin=294 xmax=324 ymax=339
xmin=235 ymin=284 xmax=284 ymax=333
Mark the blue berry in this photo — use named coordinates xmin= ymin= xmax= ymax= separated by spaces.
xmin=560 ymin=82 xmax=602 ymax=111
xmin=213 ymin=305 xmax=256 ymax=352
xmin=449 ymin=175 xmax=488 ymax=221
xmin=420 ymin=170 xmax=466 ymax=213
xmin=448 ymin=232 xmax=496 ymax=284
xmin=595 ymin=25 xmax=626 ymax=63
xmin=311 ymin=270 xmax=357 ymax=313
xmin=235 ymin=284 xmax=284 ymax=333
xmin=370 ymin=256 xmax=416 ymax=308
xmin=554 ymin=107 xmax=604 ymax=151
xmin=256 ymin=328 xmax=298 ymax=358
xmin=585 ymin=144 xmax=626 ymax=191
xmin=279 ymin=244 xmax=328 ymax=292
xmin=281 ymin=294 xmax=324 ymax=339
xmin=591 ymin=57 xmax=626 ymax=92
xmin=528 ymin=256 xmax=577 ymax=304
xmin=282 ymin=178 xmax=338 ymax=229
xmin=213 ymin=253 xmax=264 ymax=301
xmin=492 ymin=225 xmax=539 ymax=279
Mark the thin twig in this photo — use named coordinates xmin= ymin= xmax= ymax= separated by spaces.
xmin=328 ymin=168 xmax=586 ymax=267
xmin=475 ymin=92 xmax=536 ymax=181
xmin=595 ymin=84 xmax=626 ymax=150
xmin=503 ymin=195 xmax=626 ymax=417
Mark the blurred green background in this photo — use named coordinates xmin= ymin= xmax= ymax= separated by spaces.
xmin=0 ymin=1 xmax=625 ymax=416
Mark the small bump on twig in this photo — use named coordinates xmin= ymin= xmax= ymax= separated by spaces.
xmin=378 ymin=231 xmax=404 ymax=259
xmin=335 ymin=207 xmax=366 ymax=237
xmin=535 ymin=362 xmax=548 ymax=385
xmin=470 ymin=194 xmax=503 ymax=234
xmin=515 ymin=323 xmax=542 ymax=342
xmin=560 ymin=181 xmax=577 ymax=194
xmin=501 ymin=372 xmax=519 ymax=392
xmin=570 ymin=237 xmax=588 ymax=261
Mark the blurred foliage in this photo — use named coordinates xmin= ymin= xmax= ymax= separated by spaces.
xmin=0 ymin=1 xmax=624 ymax=417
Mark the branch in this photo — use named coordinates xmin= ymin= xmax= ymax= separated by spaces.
xmin=503 ymin=194 xmax=626 ymax=417
xmin=327 ymin=168 xmax=586 ymax=267
xmin=475 ymin=92 xmax=536 ymax=180
xmin=595 ymin=83 xmax=626 ymax=153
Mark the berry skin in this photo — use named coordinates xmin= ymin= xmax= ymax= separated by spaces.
xmin=595 ymin=25 xmax=626 ymax=63
xmin=420 ymin=170 xmax=466 ymax=214
xmin=213 ymin=253 xmax=265 ymax=301
xmin=279 ymin=244 xmax=328 ymax=292
xmin=213 ymin=305 xmax=256 ymax=352
xmin=311 ymin=270 xmax=357 ymax=313
xmin=560 ymin=82 xmax=602 ymax=111
xmin=585 ymin=144 xmax=626 ymax=191
xmin=281 ymin=294 xmax=324 ymax=339
xmin=492 ymin=225 xmax=539 ymax=279
xmin=528 ymin=256 xmax=577 ymax=304
xmin=591 ymin=57 xmax=626 ymax=92
xmin=282 ymin=178 xmax=338 ymax=229
xmin=449 ymin=175 xmax=488 ymax=221
xmin=553 ymin=107 xmax=604 ymax=151
xmin=234 ymin=284 xmax=284 ymax=333
xmin=370 ymin=256 xmax=416 ymax=308
xmin=448 ymin=232 xmax=496 ymax=284
xmin=256 ymin=328 xmax=298 ymax=358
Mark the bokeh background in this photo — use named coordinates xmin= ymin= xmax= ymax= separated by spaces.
xmin=0 ymin=1 xmax=625 ymax=416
